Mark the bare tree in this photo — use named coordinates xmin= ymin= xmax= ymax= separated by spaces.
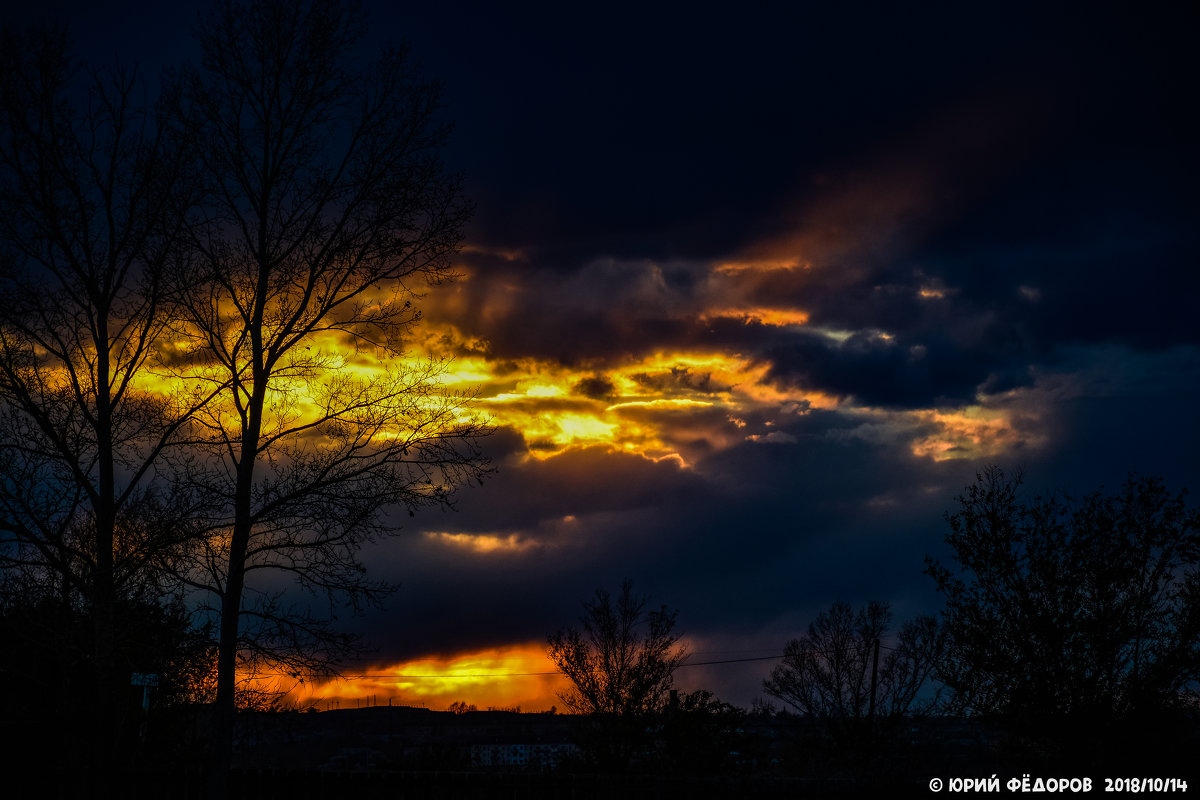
xmin=547 ymin=579 xmax=688 ymax=770
xmin=763 ymin=601 xmax=944 ymax=741
xmin=0 ymin=25 xmax=204 ymax=785
xmin=548 ymin=579 xmax=688 ymax=720
xmin=161 ymin=0 xmax=489 ymax=792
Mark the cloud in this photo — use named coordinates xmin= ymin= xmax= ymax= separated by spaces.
xmin=746 ymin=431 xmax=798 ymax=445
xmin=414 ymin=91 xmax=1164 ymax=417
xmin=571 ymin=374 xmax=617 ymax=400
xmin=629 ymin=366 xmax=732 ymax=396
xmin=761 ymin=326 xmax=1035 ymax=409
xmin=434 ymin=444 xmax=710 ymax=535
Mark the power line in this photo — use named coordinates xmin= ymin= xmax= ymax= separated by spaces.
xmin=679 ymin=654 xmax=785 ymax=668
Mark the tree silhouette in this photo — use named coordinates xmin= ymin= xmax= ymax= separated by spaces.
xmin=926 ymin=467 xmax=1200 ymax=766
xmin=160 ymin=1 xmax=489 ymax=793
xmin=763 ymin=601 xmax=944 ymax=745
xmin=0 ymin=582 xmax=215 ymax=788
xmin=548 ymin=579 xmax=686 ymax=769
xmin=549 ymin=579 xmax=687 ymax=717
xmin=0 ymin=25 xmax=205 ymax=789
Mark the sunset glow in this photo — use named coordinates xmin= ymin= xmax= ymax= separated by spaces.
xmin=263 ymin=645 xmax=568 ymax=712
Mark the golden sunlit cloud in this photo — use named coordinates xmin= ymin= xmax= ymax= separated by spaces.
xmin=432 ymin=355 xmax=496 ymax=386
xmin=701 ymin=307 xmax=812 ymax=327
xmin=521 ymin=411 xmax=619 ymax=451
xmin=440 ymin=348 xmax=848 ymax=463
xmin=384 ymin=262 xmax=1044 ymax=472
xmin=909 ymin=406 xmax=1041 ymax=461
xmin=409 ymin=346 xmax=783 ymax=462
xmin=424 ymin=531 xmax=545 ymax=554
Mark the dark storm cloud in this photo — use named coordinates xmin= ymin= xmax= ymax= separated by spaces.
xmin=571 ymin=374 xmax=616 ymax=400
xmin=438 ymin=248 xmax=1049 ymax=408
xmin=360 ymin=402 xmax=971 ymax=673
xmin=441 ymin=195 xmax=1194 ymax=409
xmin=438 ymin=443 xmax=710 ymax=535
xmin=933 ymin=219 xmax=1200 ymax=353
xmin=629 ymin=368 xmax=731 ymax=396
xmin=761 ymin=325 xmax=1037 ymax=409
xmin=431 ymin=88 xmax=1196 ymax=409
xmin=424 ymin=256 xmax=683 ymax=362
xmin=435 ymin=224 xmax=1193 ymax=410
xmin=411 ymin=2 xmax=1154 ymax=266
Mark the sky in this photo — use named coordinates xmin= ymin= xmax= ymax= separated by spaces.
xmin=5 ymin=0 xmax=1198 ymax=710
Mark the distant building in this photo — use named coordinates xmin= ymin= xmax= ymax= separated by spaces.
xmin=470 ymin=739 xmax=579 ymax=769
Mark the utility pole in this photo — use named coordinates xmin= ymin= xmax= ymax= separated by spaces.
xmin=868 ymin=637 xmax=880 ymax=723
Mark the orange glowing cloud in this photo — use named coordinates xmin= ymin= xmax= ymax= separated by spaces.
xmin=269 ymin=644 xmax=569 ymax=712
xmin=909 ymin=406 xmax=1042 ymax=461
xmin=700 ymin=306 xmax=812 ymax=327
xmin=403 ymin=344 xmax=803 ymax=463
xmin=423 ymin=344 xmax=847 ymax=464
xmin=424 ymin=530 xmax=547 ymax=554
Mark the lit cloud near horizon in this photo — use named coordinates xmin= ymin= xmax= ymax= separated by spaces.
xmin=253 ymin=644 xmax=569 ymax=712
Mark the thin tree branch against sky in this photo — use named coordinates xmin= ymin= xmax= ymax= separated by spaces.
xmin=0 ymin=25 xmax=204 ymax=788
xmin=158 ymin=1 xmax=489 ymax=794
xmin=0 ymin=0 xmax=1196 ymax=716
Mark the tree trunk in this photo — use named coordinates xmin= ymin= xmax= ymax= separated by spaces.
xmin=208 ymin=327 xmax=268 ymax=800
xmin=92 ymin=316 xmax=117 ymax=800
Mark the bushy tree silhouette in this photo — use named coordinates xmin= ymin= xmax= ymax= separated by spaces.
xmin=548 ymin=579 xmax=686 ymax=769
xmin=926 ymin=467 xmax=1200 ymax=767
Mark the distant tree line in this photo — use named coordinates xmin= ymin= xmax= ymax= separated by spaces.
xmin=548 ymin=468 xmax=1200 ymax=778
